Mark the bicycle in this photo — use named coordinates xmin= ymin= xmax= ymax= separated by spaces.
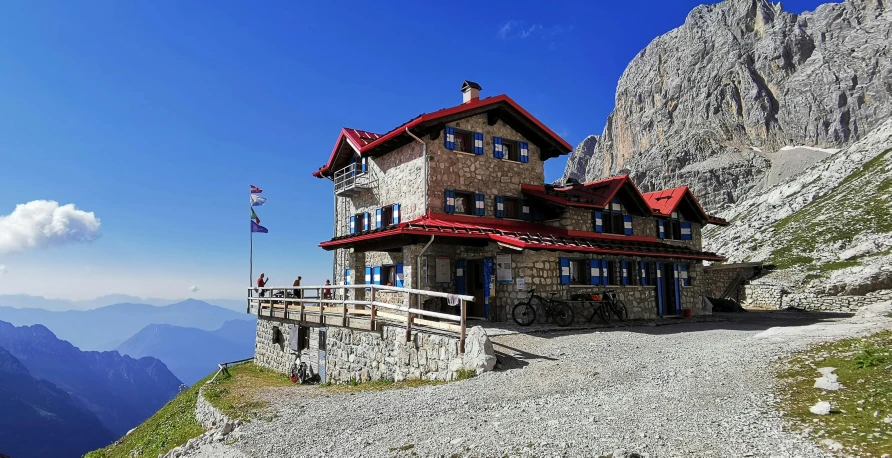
xmin=512 ymin=289 xmax=575 ymax=327
xmin=598 ymin=289 xmax=629 ymax=322
xmin=570 ymin=292 xmax=611 ymax=324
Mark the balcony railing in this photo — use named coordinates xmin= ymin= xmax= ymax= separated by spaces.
xmin=247 ymin=284 xmax=475 ymax=352
xmin=333 ymin=162 xmax=374 ymax=196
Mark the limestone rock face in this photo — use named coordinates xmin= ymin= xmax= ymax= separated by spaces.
xmin=561 ymin=0 xmax=892 ymax=210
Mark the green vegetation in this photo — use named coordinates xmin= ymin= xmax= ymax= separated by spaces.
xmin=202 ymin=363 xmax=292 ymax=420
xmin=322 ymin=378 xmax=444 ymax=394
xmin=454 ymin=368 xmax=477 ymax=381
xmin=770 ymin=148 xmax=892 ymax=271
xmin=85 ymin=374 xmax=213 ymax=458
xmin=776 ymin=330 xmax=892 ymax=455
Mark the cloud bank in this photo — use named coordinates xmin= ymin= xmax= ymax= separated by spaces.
xmin=0 ymin=200 xmax=101 ymax=254
xmin=497 ymin=20 xmax=573 ymax=41
xmin=189 ymin=285 xmax=199 ymax=293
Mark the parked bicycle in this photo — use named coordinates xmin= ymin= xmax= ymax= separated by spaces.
xmin=512 ymin=289 xmax=575 ymax=327
xmin=570 ymin=292 xmax=611 ymax=324
xmin=598 ymin=289 xmax=629 ymax=321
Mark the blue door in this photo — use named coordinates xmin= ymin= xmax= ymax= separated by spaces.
xmin=483 ymin=258 xmax=494 ymax=318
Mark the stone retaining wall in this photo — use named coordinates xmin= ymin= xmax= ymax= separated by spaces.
xmin=741 ymin=284 xmax=892 ymax=312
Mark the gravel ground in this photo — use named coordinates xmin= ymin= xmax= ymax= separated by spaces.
xmin=193 ymin=303 xmax=892 ymax=457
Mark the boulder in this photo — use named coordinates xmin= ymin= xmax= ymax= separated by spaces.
xmin=461 ymin=326 xmax=497 ymax=375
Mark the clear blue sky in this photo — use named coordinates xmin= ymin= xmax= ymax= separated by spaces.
xmin=0 ymin=0 xmax=826 ymax=300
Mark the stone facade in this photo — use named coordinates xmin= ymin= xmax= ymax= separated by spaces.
xmin=739 ymin=286 xmax=892 ymax=313
xmin=254 ymin=318 xmax=321 ymax=376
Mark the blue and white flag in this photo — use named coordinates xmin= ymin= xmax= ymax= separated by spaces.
xmin=251 ymin=221 xmax=268 ymax=233
xmin=250 ymin=195 xmax=267 ymax=207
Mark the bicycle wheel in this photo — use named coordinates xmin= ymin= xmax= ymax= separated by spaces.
xmin=552 ymin=302 xmax=575 ymax=327
xmin=512 ymin=302 xmax=536 ymax=326
xmin=611 ymin=300 xmax=629 ymax=322
xmin=597 ymin=303 xmax=611 ymax=324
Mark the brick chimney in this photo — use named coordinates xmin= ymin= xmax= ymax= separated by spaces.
xmin=461 ymin=81 xmax=481 ymax=104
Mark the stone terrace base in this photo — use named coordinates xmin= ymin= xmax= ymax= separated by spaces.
xmin=254 ymin=318 xmax=495 ymax=384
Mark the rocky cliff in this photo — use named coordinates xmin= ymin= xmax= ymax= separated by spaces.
xmin=562 ymin=0 xmax=892 ymax=210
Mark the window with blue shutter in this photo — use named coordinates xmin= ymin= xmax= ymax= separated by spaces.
xmin=474 ymin=193 xmax=485 ymax=216
xmin=375 ymin=208 xmax=382 ymax=229
xmin=361 ymin=156 xmax=368 ymax=173
xmin=559 ymin=258 xmax=570 ymax=285
xmin=590 ymin=259 xmax=601 ymax=285
xmin=493 ymin=137 xmax=504 ymax=159
xmin=673 ymin=263 xmax=682 ymax=312
xmin=445 ymin=190 xmax=455 ymax=214
xmin=680 ymin=222 xmax=693 ymax=240
xmin=349 ymin=216 xmax=356 ymax=234
xmin=680 ymin=263 xmax=690 ymax=286
xmin=444 ymin=127 xmax=455 ymax=150
xmin=372 ymin=266 xmax=381 ymax=285
xmin=363 ymin=212 xmax=370 ymax=231
xmin=521 ymin=200 xmax=531 ymax=220
xmin=623 ymin=215 xmax=633 ymax=235
xmin=455 ymin=260 xmax=466 ymax=294
xmin=639 ymin=261 xmax=647 ymax=286
xmin=473 ymin=132 xmax=484 ymax=155
xmin=345 ymin=268 xmax=351 ymax=285
xmin=519 ymin=142 xmax=529 ymax=163
xmin=621 ymin=261 xmax=629 ymax=285
xmin=594 ymin=211 xmax=603 ymax=232
xmin=601 ymin=259 xmax=609 ymax=285
xmin=658 ymin=220 xmax=666 ymax=239
xmin=656 ymin=262 xmax=664 ymax=315
xmin=365 ymin=266 xmax=372 ymax=285
xmin=395 ymin=264 xmax=404 ymax=287
xmin=495 ymin=196 xmax=505 ymax=218
xmin=392 ymin=203 xmax=400 ymax=224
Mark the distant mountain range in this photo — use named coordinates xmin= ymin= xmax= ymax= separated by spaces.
xmin=0 ymin=299 xmax=256 ymax=350
xmin=117 ymin=319 xmax=256 ymax=385
xmin=0 ymin=320 xmax=182 ymax=442
xmin=0 ymin=347 xmax=115 ymax=458
xmin=0 ymin=293 xmax=247 ymax=313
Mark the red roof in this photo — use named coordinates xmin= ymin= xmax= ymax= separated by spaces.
xmin=641 ymin=186 xmax=730 ymax=226
xmin=343 ymin=128 xmax=384 ymax=150
xmin=313 ymin=94 xmax=573 ymax=178
xmin=319 ymin=213 xmax=725 ymax=261
xmin=522 ymin=175 xmax=629 ymax=209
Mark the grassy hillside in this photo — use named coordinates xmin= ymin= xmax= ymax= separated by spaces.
xmin=770 ymin=148 xmax=892 ymax=271
xmin=85 ymin=374 xmax=212 ymax=458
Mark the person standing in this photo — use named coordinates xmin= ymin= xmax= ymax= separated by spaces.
xmin=323 ymin=279 xmax=332 ymax=299
xmin=292 ymin=276 xmax=302 ymax=300
xmin=257 ymin=273 xmax=270 ymax=297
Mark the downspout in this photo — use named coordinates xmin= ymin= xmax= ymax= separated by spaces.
xmin=406 ymin=127 xmax=431 ymax=308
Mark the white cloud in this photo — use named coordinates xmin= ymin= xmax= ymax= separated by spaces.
xmin=497 ymin=21 xmax=572 ymax=41
xmin=0 ymin=265 xmax=7 ymax=276
xmin=0 ymin=200 xmax=101 ymax=254
xmin=189 ymin=285 xmax=199 ymax=293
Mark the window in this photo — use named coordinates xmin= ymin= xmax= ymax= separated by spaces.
xmin=297 ymin=326 xmax=310 ymax=352
xmin=596 ymin=199 xmax=629 ymax=235
xmin=382 ymin=265 xmax=396 ymax=286
xmin=605 ymin=260 xmax=619 ymax=285
xmin=382 ymin=205 xmax=393 ymax=226
xmin=680 ymin=263 xmax=691 ymax=286
xmin=503 ymin=198 xmax=519 ymax=219
xmin=569 ymin=259 xmax=590 ymax=285
xmin=624 ymin=260 xmax=640 ymax=286
xmin=454 ymin=191 xmax=474 ymax=215
xmin=454 ymin=130 xmax=471 ymax=153
xmin=639 ymin=261 xmax=657 ymax=286
xmin=502 ymin=139 xmax=519 ymax=161
xmin=660 ymin=211 xmax=692 ymax=241
xmin=351 ymin=212 xmax=366 ymax=233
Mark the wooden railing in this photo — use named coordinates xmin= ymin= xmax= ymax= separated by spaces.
xmin=247 ymin=285 xmax=475 ymax=352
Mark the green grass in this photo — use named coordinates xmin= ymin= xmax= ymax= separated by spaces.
xmin=776 ymin=330 xmax=892 ymax=455
xmin=454 ymin=369 xmax=477 ymax=381
xmin=85 ymin=374 xmax=213 ymax=458
xmin=770 ymin=148 xmax=892 ymax=271
xmin=322 ymin=378 xmax=444 ymax=394
xmin=202 ymin=363 xmax=292 ymax=421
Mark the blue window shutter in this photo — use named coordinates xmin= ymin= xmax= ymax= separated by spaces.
xmin=611 ymin=198 xmax=622 ymax=213
xmin=640 ymin=261 xmax=647 ymax=286
xmin=445 ymin=127 xmax=455 ymax=150
xmin=445 ymin=190 xmax=455 ymax=214
xmin=395 ymin=264 xmax=404 ymax=287
xmin=474 ymin=193 xmax=485 ymax=216
xmin=601 ymin=259 xmax=609 ymax=285
xmin=681 ymin=222 xmax=693 ymax=240
xmin=473 ymin=132 xmax=484 ymax=155
xmin=350 ymin=157 xmax=357 ymax=178
xmin=493 ymin=137 xmax=503 ymax=159
xmin=495 ymin=196 xmax=505 ymax=218
xmin=345 ymin=267 xmax=351 ymax=285
xmin=594 ymin=211 xmax=603 ymax=232
xmin=373 ymin=266 xmax=382 ymax=285
xmin=621 ymin=261 xmax=628 ymax=285
xmin=559 ymin=258 xmax=570 ymax=285
xmin=519 ymin=142 xmax=529 ymax=163
xmin=521 ymin=200 xmax=531 ymax=220
xmin=674 ymin=263 xmax=682 ymax=312
xmin=349 ymin=216 xmax=356 ymax=234
xmin=455 ymin=260 xmax=466 ymax=294
xmin=656 ymin=262 xmax=663 ymax=315
xmin=375 ymin=208 xmax=382 ymax=229
xmin=658 ymin=220 xmax=666 ymax=239
xmin=392 ymin=203 xmax=400 ymax=224
xmin=681 ymin=263 xmax=690 ymax=286
xmin=363 ymin=212 xmax=370 ymax=231
xmin=365 ymin=266 xmax=372 ymax=285
xmin=361 ymin=156 xmax=368 ymax=173
xmin=623 ymin=214 xmax=633 ymax=235
xmin=590 ymin=259 xmax=601 ymax=286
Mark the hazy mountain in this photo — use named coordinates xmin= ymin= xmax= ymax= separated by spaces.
xmin=0 ymin=294 xmax=247 ymax=312
xmin=117 ymin=320 xmax=256 ymax=385
xmin=0 ymin=299 xmax=256 ymax=350
xmin=0 ymin=320 xmax=182 ymax=437
xmin=0 ymin=346 xmax=115 ymax=458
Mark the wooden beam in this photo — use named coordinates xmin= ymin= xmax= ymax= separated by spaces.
xmin=428 ymin=124 xmax=443 ymax=141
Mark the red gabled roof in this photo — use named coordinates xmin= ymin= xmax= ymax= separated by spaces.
xmin=343 ymin=128 xmax=384 ymax=150
xmin=319 ymin=212 xmax=725 ymax=261
xmin=313 ymin=94 xmax=573 ymax=178
xmin=641 ymin=186 xmax=730 ymax=226
xmin=522 ymin=175 xmax=651 ymax=214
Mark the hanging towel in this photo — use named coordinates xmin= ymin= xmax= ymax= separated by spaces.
xmin=447 ymin=294 xmax=460 ymax=307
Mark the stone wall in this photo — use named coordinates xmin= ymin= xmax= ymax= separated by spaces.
xmin=701 ymin=263 xmax=763 ymax=301
xmin=254 ymin=318 xmax=321 ymax=376
xmin=741 ymin=286 xmax=892 ymax=312
xmin=558 ymin=207 xmax=592 ymax=232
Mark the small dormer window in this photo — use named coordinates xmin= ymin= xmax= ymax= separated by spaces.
xmin=594 ymin=198 xmax=633 ymax=235
xmin=502 ymin=140 xmax=519 ymax=161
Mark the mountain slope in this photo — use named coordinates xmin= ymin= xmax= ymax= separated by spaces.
xmin=0 ymin=320 xmax=183 ymax=438
xmin=0 ymin=346 xmax=115 ymax=458
xmin=0 ymin=294 xmax=248 ymax=312
xmin=117 ymin=320 xmax=255 ymax=385
xmin=562 ymin=0 xmax=892 ymax=210
xmin=0 ymin=298 xmax=255 ymax=350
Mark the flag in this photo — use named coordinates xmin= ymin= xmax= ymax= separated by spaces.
xmin=250 ymin=195 xmax=266 ymax=206
xmin=251 ymin=221 xmax=268 ymax=233
xmin=250 ymin=185 xmax=263 ymax=194
xmin=251 ymin=208 xmax=260 ymax=224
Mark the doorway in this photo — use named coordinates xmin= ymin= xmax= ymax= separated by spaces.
xmin=456 ymin=258 xmax=491 ymax=319
xmin=657 ymin=263 xmax=680 ymax=316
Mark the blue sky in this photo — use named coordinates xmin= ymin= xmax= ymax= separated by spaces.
xmin=0 ymin=0 xmax=826 ymax=300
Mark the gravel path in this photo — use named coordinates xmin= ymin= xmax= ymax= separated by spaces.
xmin=195 ymin=303 xmax=892 ymax=457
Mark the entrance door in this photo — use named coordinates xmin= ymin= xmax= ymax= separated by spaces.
xmin=465 ymin=260 xmax=486 ymax=318
xmin=659 ymin=263 xmax=679 ymax=315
